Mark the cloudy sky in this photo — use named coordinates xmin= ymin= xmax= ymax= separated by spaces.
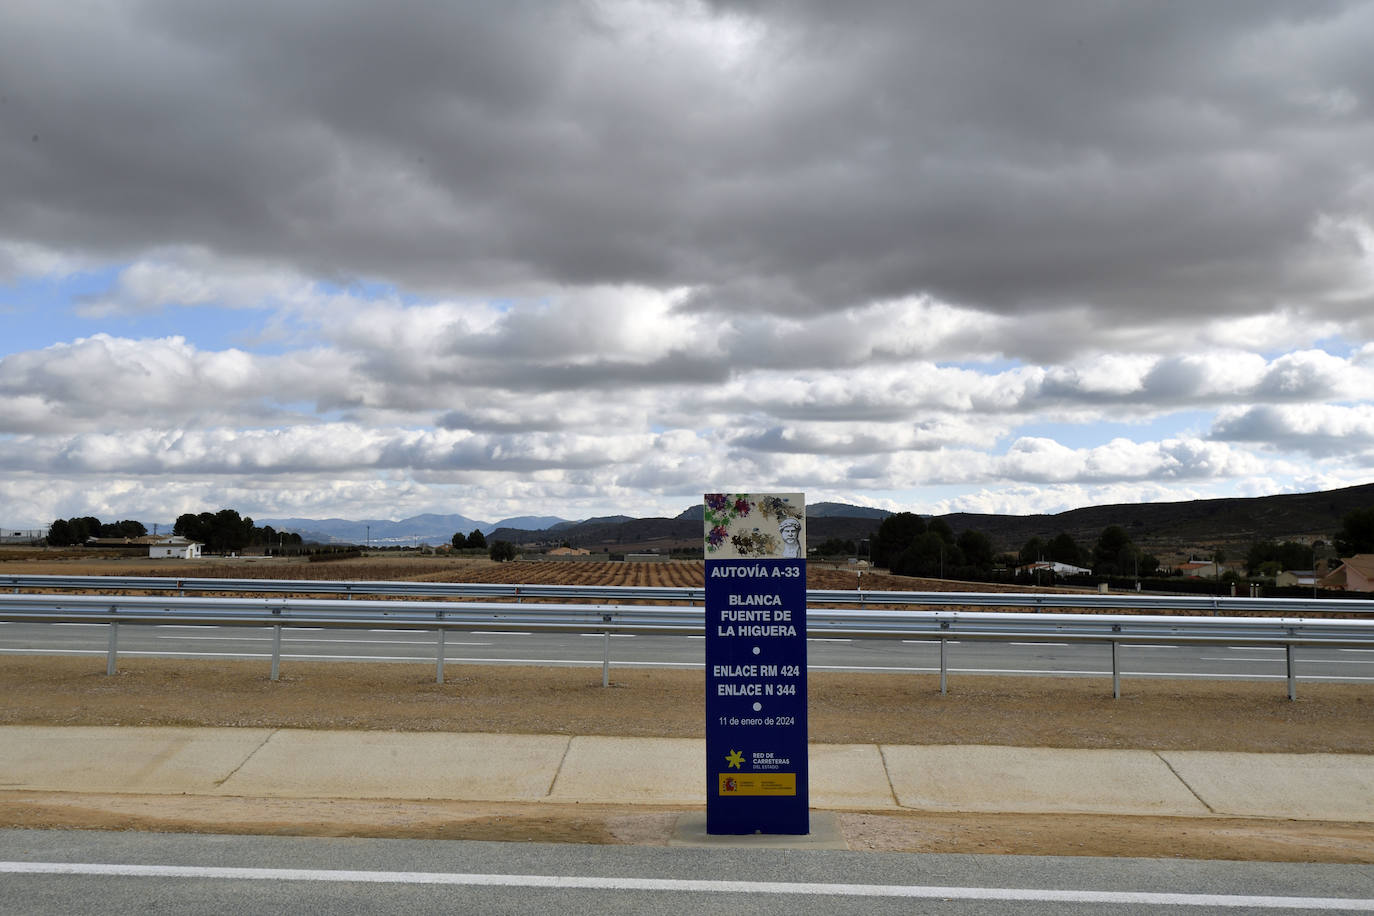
xmin=3 ymin=1 xmax=1374 ymax=528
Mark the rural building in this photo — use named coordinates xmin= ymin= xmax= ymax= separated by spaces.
xmin=1178 ymin=560 xmax=1222 ymax=578
xmin=85 ymin=535 xmax=202 ymax=559
xmin=1274 ymin=570 xmax=1319 ymax=588
xmin=149 ymin=537 xmax=202 ymax=559
xmin=1318 ymin=555 xmax=1374 ymax=592
xmin=546 ymin=546 xmax=592 ymax=556
xmin=1016 ymin=560 xmax=1092 ymax=577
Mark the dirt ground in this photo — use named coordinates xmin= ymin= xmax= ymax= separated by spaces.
xmin=2 ymin=656 xmax=1373 ymax=861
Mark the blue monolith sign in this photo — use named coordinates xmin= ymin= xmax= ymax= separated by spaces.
xmin=703 ymin=493 xmax=808 ymax=834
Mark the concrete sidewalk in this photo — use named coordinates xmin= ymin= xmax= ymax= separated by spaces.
xmin=3 ymin=726 xmax=1371 ymax=824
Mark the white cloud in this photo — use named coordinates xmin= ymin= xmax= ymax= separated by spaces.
xmin=1211 ymin=403 xmax=1374 ymax=454
xmin=75 ymin=248 xmax=317 ymax=316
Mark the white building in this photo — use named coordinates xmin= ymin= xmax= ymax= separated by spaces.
xmin=1017 ymin=560 xmax=1092 ymax=577
xmin=148 ymin=536 xmax=202 ymax=559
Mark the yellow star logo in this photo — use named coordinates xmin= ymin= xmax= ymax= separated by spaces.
xmin=725 ymin=749 xmax=744 ymax=769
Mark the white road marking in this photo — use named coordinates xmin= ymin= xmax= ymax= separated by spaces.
xmin=153 ymin=635 xmax=491 ymax=647
xmin=1272 ymin=658 xmax=1374 ymax=665
xmin=0 ymin=648 xmax=705 ymax=667
xmin=0 ymin=862 xmax=1369 ymax=909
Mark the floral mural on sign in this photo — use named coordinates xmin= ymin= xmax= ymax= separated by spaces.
xmin=703 ymin=492 xmax=805 ymax=559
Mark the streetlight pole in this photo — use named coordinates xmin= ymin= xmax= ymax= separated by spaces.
xmin=1313 ymin=541 xmax=1319 ymax=598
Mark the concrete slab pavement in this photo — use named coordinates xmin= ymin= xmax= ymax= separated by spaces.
xmin=880 ymin=745 xmax=1213 ymax=816
xmin=2 ymin=726 xmax=1369 ymax=824
xmin=550 ymin=736 xmax=701 ymax=805
xmin=1160 ymin=751 xmax=1374 ymax=821
xmin=0 ymin=726 xmax=275 ymax=794
xmin=216 ymin=730 xmax=570 ymax=801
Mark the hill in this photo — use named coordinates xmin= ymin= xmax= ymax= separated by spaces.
xmin=488 ymin=483 xmax=1374 ymax=559
xmin=937 ymin=482 xmax=1374 ymax=557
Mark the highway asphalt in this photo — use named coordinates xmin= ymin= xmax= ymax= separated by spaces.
xmin=4 ymin=621 xmax=1374 ymax=684
xmin=4 ymin=829 xmax=1374 ymax=915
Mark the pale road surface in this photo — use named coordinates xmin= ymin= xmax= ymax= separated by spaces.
xmin=3 ymin=830 xmax=1373 ymax=915
xmin=2 ymin=621 xmax=1373 ymax=683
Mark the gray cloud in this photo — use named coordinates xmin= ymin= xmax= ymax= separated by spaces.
xmin=1210 ymin=404 xmax=1374 ymax=454
xmin=4 ymin=1 xmax=1374 ymax=526
xmin=4 ymin=1 xmax=1373 ymax=332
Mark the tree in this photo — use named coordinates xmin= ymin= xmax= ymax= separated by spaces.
xmin=47 ymin=519 xmax=75 ymax=546
xmin=892 ymin=531 xmax=961 ymax=578
xmin=175 ymin=509 xmax=253 ymax=553
xmin=956 ymin=529 xmax=994 ymax=572
xmin=814 ymin=537 xmax=856 ymax=557
xmin=489 ymin=540 xmax=515 ymax=562
xmin=1245 ymin=540 xmax=1315 ymax=576
xmin=98 ymin=519 xmax=147 ymax=538
xmin=48 ymin=516 xmax=103 ymax=545
xmin=1092 ymin=525 xmax=1136 ymax=576
xmin=451 ymin=531 xmax=468 ymax=549
xmin=1335 ymin=507 xmax=1374 ymax=555
xmin=1018 ymin=536 xmax=1045 ymax=565
xmin=467 ymin=528 xmax=487 ymax=549
xmin=871 ymin=512 xmax=925 ymax=570
xmin=1047 ymin=532 xmax=1083 ymax=567
xmin=70 ymin=516 xmax=101 ymax=543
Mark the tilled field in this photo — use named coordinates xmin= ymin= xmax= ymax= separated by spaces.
xmin=0 ymin=552 xmax=1051 ymax=593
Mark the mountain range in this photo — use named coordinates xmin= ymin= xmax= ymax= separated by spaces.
xmin=255 ymin=513 xmax=566 ymax=546
xmin=254 ymin=501 xmax=889 ymax=547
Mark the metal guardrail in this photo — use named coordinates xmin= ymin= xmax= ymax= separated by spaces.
xmin=3 ymin=586 xmax=1373 ymax=698
xmin=1 ymin=574 xmax=705 ymax=603
xmin=5 ymin=573 xmax=1374 ymax=616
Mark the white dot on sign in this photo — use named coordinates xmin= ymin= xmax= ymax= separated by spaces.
xmin=752 ymin=646 xmax=760 ymax=655
xmin=752 ymin=702 xmax=762 ymax=711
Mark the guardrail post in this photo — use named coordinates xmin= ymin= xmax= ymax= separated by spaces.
xmin=1111 ymin=639 xmax=1120 ymax=699
xmin=939 ymin=637 xmax=948 ymax=695
xmin=106 ymin=606 xmax=118 ymax=676
xmin=602 ymin=613 xmax=613 ymax=687
xmin=436 ymin=614 xmax=446 ymax=684
xmin=270 ymin=608 xmax=282 ymax=681
xmin=1286 ymin=643 xmax=1296 ymax=701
